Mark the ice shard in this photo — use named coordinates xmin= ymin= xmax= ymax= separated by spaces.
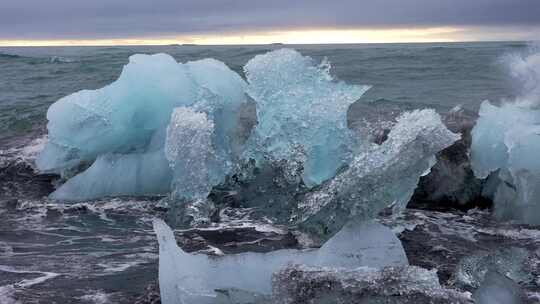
xmin=243 ymin=49 xmax=370 ymax=187
xmin=153 ymin=218 xmax=407 ymax=304
xmin=296 ymin=109 xmax=460 ymax=240
xmin=471 ymin=49 xmax=540 ymax=224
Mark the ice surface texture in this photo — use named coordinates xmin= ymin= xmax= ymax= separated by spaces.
xmin=452 ymin=247 xmax=532 ymax=290
xmin=471 ymin=49 xmax=540 ymax=224
xmin=244 ymin=49 xmax=370 ymax=187
xmin=296 ymin=109 xmax=460 ymax=240
xmin=37 ymin=54 xmax=247 ymax=201
xmin=274 ymin=265 xmax=472 ymax=304
xmin=153 ymin=218 xmax=407 ymax=304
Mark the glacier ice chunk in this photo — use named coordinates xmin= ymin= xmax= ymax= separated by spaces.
xmin=153 ymin=218 xmax=407 ymax=303
xmin=471 ymin=49 xmax=540 ymax=224
xmin=243 ymin=49 xmax=370 ymax=187
xmin=37 ymin=53 xmax=247 ymax=201
xmin=37 ymin=53 xmax=200 ymax=175
xmin=296 ymin=109 xmax=460 ymax=240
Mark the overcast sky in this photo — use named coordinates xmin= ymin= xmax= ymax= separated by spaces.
xmin=2 ymin=0 xmax=540 ymax=42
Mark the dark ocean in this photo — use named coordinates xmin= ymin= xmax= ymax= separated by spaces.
xmin=0 ymin=42 xmax=537 ymax=303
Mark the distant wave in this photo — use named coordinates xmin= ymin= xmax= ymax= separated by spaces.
xmin=0 ymin=52 xmax=22 ymax=59
xmin=0 ymin=52 xmax=78 ymax=64
xmin=49 ymin=56 xmax=77 ymax=63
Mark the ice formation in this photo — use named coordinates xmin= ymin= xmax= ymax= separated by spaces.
xmin=244 ymin=49 xmax=370 ymax=187
xmin=471 ymin=49 xmax=540 ymax=224
xmin=296 ymin=109 xmax=460 ymax=240
xmin=153 ymin=218 xmax=407 ymax=303
xmin=37 ymin=54 xmax=247 ymax=201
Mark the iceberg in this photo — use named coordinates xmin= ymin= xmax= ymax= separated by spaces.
xmin=296 ymin=109 xmax=460 ymax=240
xmin=153 ymin=218 xmax=407 ymax=304
xmin=37 ymin=54 xmax=247 ymax=201
xmin=471 ymin=49 xmax=540 ymax=224
xmin=243 ymin=49 xmax=370 ymax=187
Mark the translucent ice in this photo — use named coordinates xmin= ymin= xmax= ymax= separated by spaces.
xmin=153 ymin=218 xmax=407 ymax=303
xmin=37 ymin=53 xmax=200 ymax=175
xmin=296 ymin=109 xmax=460 ymax=240
xmin=165 ymin=107 xmax=228 ymax=202
xmin=50 ymin=149 xmax=171 ymax=201
xmin=471 ymin=49 xmax=540 ymax=224
xmin=244 ymin=49 xmax=370 ymax=187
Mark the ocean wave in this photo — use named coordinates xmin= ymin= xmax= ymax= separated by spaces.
xmin=0 ymin=53 xmax=22 ymax=59
xmin=48 ymin=56 xmax=77 ymax=64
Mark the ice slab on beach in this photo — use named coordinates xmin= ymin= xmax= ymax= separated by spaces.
xmin=296 ymin=109 xmax=460 ymax=240
xmin=153 ymin=218 xmax=407 ymax=303
xmin=244 ymin=49 xmax=370 ymax=187
xmin=471 ymin=49 xmax=540 ymax=224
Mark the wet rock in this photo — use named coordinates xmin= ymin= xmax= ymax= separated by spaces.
xmin=380 ymin=209 xmax=540 ymax=299
xmin=410 ymin=106 xmax=490 ymax=211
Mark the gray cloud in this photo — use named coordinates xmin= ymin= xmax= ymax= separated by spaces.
xmin=2 ymin=0 xmax=540 ymax=39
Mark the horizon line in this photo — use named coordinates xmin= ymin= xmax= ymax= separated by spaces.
xmin=0 ymin=39 xmax=532 ymax=48
xmin=1 ymin=26 xmax=536 ymax=47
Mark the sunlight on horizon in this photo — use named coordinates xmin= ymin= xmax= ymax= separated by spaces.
xmin=0 ymin=27 xmax=468 ymax=47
